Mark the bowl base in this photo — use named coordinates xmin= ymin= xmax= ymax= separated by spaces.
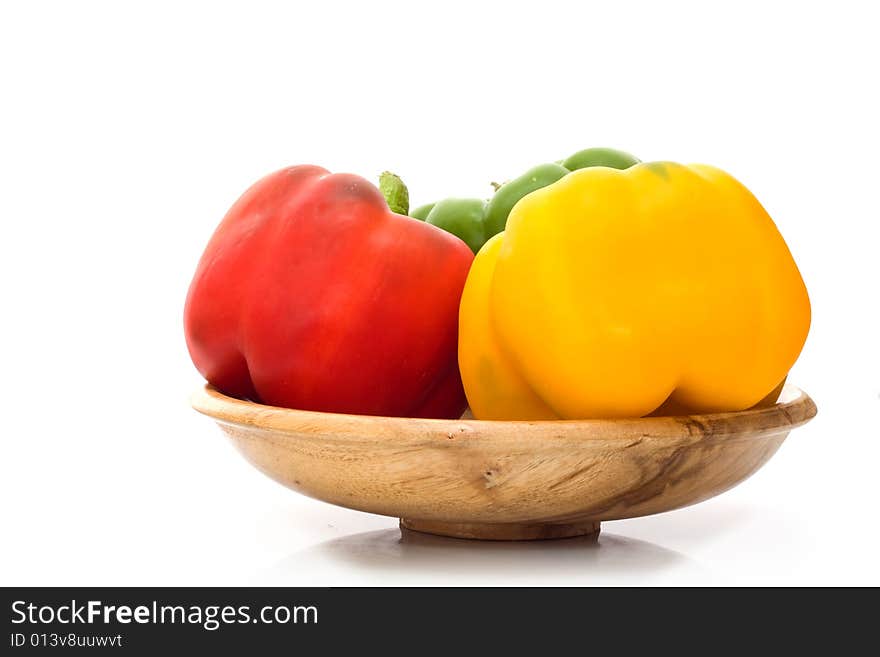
xmin=399 ymin=518 xmax=601 ymax=541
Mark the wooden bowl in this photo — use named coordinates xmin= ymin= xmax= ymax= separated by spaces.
xmin=192 ymin=384 xmax=816 ymax=541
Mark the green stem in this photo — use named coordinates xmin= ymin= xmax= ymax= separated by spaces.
xmin=379 ymin=171 xmax=410 ymax=215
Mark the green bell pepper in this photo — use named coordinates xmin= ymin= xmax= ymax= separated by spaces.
xmin=409 ymin=147 xmax=640 ymax=253
xmin=560 ymin=147 xmax=640 ymax=171
xmin=409 ymin=203 xmax=435 ymax=221
xmin=422 ymin=198 xmax=488 ymax=254
xmin=483 ymin=163 xmax=569 ymax=237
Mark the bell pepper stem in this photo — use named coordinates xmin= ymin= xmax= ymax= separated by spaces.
xmin=379 ymin=171 xmax=410 ymax=215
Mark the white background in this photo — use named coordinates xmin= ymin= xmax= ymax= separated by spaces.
xmin=1 ymin=0 xmax=878 ymax=585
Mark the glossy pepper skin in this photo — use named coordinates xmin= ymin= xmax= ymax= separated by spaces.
xmin=483 ymin=163 xmax=569 ymax=237
xmin=185 ymin=165 xmax=474 ymax=418
xmin=459 ymin=161 xmax=810 ymax=420
xmin=561 ymin=146 xmax=640 ymax=171
xmin=410 ymin=203 xmax=435 ymax=220
xmin=411 ymin=147 xmax=639 ymax=253
xmin=423 ymin=198 xmax=488 ymax=254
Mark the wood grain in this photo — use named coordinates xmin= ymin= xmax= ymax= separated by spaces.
xmin=192 ymin=384 xmax=816 ymax=540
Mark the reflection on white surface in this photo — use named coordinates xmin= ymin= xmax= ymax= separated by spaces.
xmin=245 ymin=496 xmax=800 ymax=585
xmin=260 ymin=527 xmax=701 ymax=586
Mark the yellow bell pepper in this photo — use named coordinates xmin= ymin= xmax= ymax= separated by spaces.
xmin=458 ymin=162 xmax=811 ymax=420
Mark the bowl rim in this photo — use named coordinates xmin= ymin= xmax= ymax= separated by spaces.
xmin=191 ymin=383 xmax=816 ymax=446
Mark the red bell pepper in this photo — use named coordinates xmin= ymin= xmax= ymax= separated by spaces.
xmin=184 ymin=165 xmax=474 ymax=418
